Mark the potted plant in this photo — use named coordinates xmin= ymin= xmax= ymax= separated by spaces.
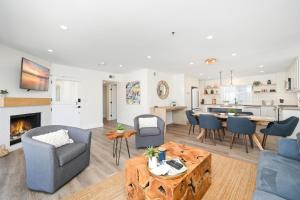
xmin=228 ymin=108 xmax=237 ymax=116
xmin=0 ymin=90 xmax=8 ymax=97
xmin=144 ymin=146 xmax=159 ymax=169
xmin=116 ymin=123 xmax=125 ymax=133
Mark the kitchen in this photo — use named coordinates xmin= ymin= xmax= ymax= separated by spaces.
xmin=198 ymin=58 xmax=300 ymax=138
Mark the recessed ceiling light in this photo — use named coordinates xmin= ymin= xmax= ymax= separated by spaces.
xmin=98 ymin=62 xmax=106 ymax=66
xmin=258 ymin=65 xmax=264 ymax=68
xmin=199 ymin=73 xmax=203 ymax=76
xmin=119 ymin=64 xmax=123 ymax=68
xmin=260 ymin=70 xmax=265 ymax=73
xmin=206 ymin=35 xmax=213 ymax=40
xmin=47 ymin=49 xmax=53 ymax=53
xmin=147 ymin=56 xmax=152 ymax=59
xmin=189 ymin=62 xmax=194 ymax=65
xmin=204 ymin=58 xmax=217 ymax=64
xmin=59 ymin=25 xmax=68 ymax=30
xmin=231 ymin=53 xmax=237 ymax=56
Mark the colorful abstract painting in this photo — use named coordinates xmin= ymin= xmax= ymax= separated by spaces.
xmin=126 ymin=81 xmax=141 ymax=104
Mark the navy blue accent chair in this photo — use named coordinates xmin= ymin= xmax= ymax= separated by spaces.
xmin=260 ymin=116 xmax=299 ymax=148
xmin=227 ymin=117 xmax=256 ymax=153
xmin=199 ymin=114 xmax=222 ymax=145
xmin=185 ymin=110 xmax=199 ymax=135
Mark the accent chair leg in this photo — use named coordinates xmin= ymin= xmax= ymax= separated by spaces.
xmin=188 ymin=124 xmax=192 ymax=135
xmin=192 ymin=125 xmax=195 ymax=134
xmin=248 ymin=135 xmax=254 ymax=148
xmin=212 ymin=130 xmax=216 ymax=145
xmin=230 ymin=134 xmax=236 ymax=149
xmin=244 ymin=135 xmax=248 ymax=153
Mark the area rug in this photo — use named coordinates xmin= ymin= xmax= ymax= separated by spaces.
xmin=64 ymin=154 xmax=256 ymax=200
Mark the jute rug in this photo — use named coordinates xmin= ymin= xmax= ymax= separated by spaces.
xmin=64 ymin=154 xmax=256 ymax=200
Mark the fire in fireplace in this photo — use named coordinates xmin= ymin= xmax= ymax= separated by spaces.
xmin=10 ymin=113 xmax=41 ymax=145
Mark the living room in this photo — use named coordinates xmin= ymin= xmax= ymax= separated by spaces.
xmin=1 ymin=1 xmax=300 ymax=200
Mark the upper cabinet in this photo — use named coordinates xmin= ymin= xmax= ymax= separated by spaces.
xmin=286 ymin=58 xmax=300 ymax=91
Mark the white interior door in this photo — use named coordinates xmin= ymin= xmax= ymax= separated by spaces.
xmin=52 ymin=78 xmax=80 ymax=127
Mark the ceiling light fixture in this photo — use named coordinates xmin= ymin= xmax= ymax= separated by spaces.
xmin=119 ymin=64 xmax=123 ymax=68
xmin=259 ymin=65 xmax=264 ymax=68
xmin=189 ymin=62 xmax=194 ymax=65
xmin=206 ymin=35 xmax=213 ymax=40
xmin=60 ymin=25 xmax=68 ymax=30
xmin=147 ymin=56 xmax=152 ymax=59
xmin=47 ymin=49 xmax=53 ymax=53
xmin=260 ymin=70 xmax=265 ymax=73
xmin=231 ymin=53 xmax=237 ymax=56
xmin=199 ymin=73 xmax=203 ymax=76
xmin=98 ymin=62 xmax=106 ymax=66
xmin=204 ymin=58 xmax=217 ymax=64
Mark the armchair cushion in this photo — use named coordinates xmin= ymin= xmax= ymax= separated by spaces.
xmin=138 ymin=117 xmax=158 ymax=128
xmin=56 ymin=143 xmax=86 ymax=166
xmin=139 ymin=127 xmax=161 ymax=136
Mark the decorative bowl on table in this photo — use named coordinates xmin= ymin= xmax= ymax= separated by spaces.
xmin=148 ymin=158 xmax=187 ymax=180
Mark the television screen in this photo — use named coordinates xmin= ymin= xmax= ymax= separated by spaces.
xmin=20 ymin=58 xmax=50 ymax=91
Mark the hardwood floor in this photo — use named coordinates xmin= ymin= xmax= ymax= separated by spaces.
xmin=0 ymin=120 xmax=277 ymax=200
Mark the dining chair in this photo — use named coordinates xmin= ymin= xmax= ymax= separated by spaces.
xmin=185 ymin=110 xmax=199 ymax=135
xmin=199 ymin=114 xmax=222 ymax=145
xmin=260 ymin=116 xmax=299 ymax=148
xmin=227 ymin=117 xmax=256 ymax=153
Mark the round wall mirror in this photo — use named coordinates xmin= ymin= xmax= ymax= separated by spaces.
xmin=157 ymin=80 xmax=169 ymax=99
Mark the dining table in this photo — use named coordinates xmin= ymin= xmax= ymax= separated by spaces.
xmin=193 ymin=112 xmax=275 ymax=151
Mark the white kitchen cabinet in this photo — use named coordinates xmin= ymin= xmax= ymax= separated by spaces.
xmin=260 ymin=106 xmax=277 ymax=118
xmin=243 ymin=106 xmax=261 ymax=116
xmin=282 ymin=109 xmax=300 ymax=139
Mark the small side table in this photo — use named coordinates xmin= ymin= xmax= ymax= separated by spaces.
xmin=106 ymin=130 xmax=136 ymax=166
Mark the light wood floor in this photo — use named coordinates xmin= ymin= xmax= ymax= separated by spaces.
xmin=0 ymin=120 xmax=277 ymax=200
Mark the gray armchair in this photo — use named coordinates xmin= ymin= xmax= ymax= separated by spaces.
xmin=21 ymin=125 xmax=91 ymax=193
xmin=134 ymin=114 xmax=165 ymax=148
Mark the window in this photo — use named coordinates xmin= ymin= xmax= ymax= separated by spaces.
xmin=220 ymin=85 xmax=252 ymax=104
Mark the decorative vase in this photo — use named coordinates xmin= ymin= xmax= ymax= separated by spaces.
xmin=148 ymin=157 xmax=158 ymax=169
xmin=116 ymin=130 xmax=125 ymax=134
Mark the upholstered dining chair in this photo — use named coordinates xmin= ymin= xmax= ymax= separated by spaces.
xmin=199 ymin=114 xmax=222 ymax=145
xmin=260 ymin=116 xmax=299 ymax=148
xmin=185 ymin=110 xmax=199 ymax=135
xmin=227 ymin=117 xmax=256 ymax=153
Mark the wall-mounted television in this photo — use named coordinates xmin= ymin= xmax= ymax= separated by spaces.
xmin=20 ymin=58 xmax=50 ymax=91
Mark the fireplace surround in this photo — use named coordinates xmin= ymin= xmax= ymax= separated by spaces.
xmin=10 ymin=112 xmax=41 ymax=145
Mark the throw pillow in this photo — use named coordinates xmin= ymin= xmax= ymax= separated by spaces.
xmin=32 ymin=129 xmax=74 ymax=148
xmin=139 ymin=117 xmax=158 ymax=128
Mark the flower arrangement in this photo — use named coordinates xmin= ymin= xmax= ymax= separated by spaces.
xmin=144 ymin=146 xmax=159 ymax=158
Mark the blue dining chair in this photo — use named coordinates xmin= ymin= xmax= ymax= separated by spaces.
xmin=185 ymin=110 xmax=199 ymax=135
xmin=260 ymin=116 xmax=299 ymax=148
xmin=199 ymin=114 xmax=222 ymax=145
xmin=227 ymin=117 xmax=256 ymax=153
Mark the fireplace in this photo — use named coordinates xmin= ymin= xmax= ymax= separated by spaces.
xmin=10 ymin=113 xmax=41 ymax=145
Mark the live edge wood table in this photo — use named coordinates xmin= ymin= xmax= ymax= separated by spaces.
xmin=125 ymin=142 xmax=212 ymax=200
xmin=106 ymin=130 xmax=136 ymax=166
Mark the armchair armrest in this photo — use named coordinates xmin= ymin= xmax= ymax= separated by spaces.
xmin=268 ymin=122 xmax=291 ymax=137
xmin=278 ymin=138 xmax=300 ymax=161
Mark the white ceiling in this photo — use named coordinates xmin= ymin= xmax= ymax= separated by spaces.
xmin=0 ymin=0 xmax=300 ymax=79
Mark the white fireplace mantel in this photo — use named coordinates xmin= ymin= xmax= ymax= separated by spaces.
xmin=0 ymin=105 xmax=51 ymax=151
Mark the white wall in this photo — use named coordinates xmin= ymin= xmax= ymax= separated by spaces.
xmin=0 ymin=44 xmax=51 ymax=97
xmin=51 ymin=64 xmax=119 ymax=129
xmin=117 ymin=69 xmax=149 ymax=126
xmin=200 ymin=72 xmax=297 ymax=105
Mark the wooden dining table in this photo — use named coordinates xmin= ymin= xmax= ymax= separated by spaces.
xmin=193 ymin=112 xmax=275 ymax=151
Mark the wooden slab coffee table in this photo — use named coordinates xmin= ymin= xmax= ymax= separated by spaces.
xmin=106 ymin=130 xmax=136 ymax=166
xmin=125 ymin=141 xmax=212 ymax=200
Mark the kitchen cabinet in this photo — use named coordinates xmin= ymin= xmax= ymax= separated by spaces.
xmin=260 ymin=106 xmax=277 ymax=118
xmin=243 ymin=106 xmax=261 ymax=116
